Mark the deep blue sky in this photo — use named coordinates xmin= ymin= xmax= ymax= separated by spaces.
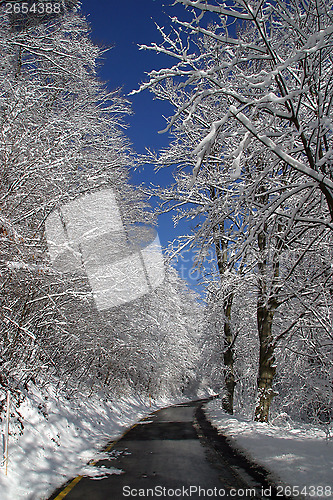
xmin=80 ymin=0 xmax=175 ymax=154
xmin=80 ymin=0 xmax=203 ymax=290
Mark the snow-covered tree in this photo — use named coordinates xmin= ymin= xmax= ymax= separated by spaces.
xmin=0 ymin=4 xmax=153 ymax=398
xmin=134 ymin=0 xmax=333 ymax=422
xmin=101 ymin=266 xmax=203 ymax=399
xmin=138 ymin=0 xmax=333 ymax=223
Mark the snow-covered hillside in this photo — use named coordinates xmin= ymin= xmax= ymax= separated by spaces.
xmin=0 ymin=384 xmax=175 ymax=500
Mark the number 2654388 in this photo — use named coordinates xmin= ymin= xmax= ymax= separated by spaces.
xmin=5 ymin=3 xmax=62 ymax=15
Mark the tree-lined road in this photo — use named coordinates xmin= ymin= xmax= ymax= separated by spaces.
xmin=49 ymin=401 xmax=279 ymax=500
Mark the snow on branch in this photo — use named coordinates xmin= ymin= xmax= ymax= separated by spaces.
xmin=230 ymin=132 xmax=251 ymax=180
xmin=172 ymin=19 xmax=267 ymax=54
xmin=188 ymin=112 xmax=231 ymax=187
xmin=229 ymin=105 xmax=333 ymax=192
xmin=175 ymin=0 xmax=253 ymax=20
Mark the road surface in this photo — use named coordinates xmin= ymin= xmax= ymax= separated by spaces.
xmin=49 ymin=400 xmax=283 ymax=500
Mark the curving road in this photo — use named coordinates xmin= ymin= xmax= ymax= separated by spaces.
xmin=49 ymin=400 xmax=284 ymax=500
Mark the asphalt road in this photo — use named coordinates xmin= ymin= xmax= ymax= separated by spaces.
xmin=49 ymin=400 xmax=282 ymax=500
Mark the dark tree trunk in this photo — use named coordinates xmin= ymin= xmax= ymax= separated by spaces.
xmin=210 ymin=185 xmax=236 ymax=414
xmin=214 ymin=224 xmax=235 ymax=414
xmin=254 ymin=299 xmax=277 ymax=422
xmin=222 ymin=292 xmax=235 ymax=414
xmin=254 ymin=223 xmax=281 ymax=422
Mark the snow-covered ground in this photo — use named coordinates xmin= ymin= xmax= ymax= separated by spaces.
xmin=205 ymin=399 xmax=333 ymax=500
xmin=3 ymin=390 xmax=331 ymax=500
xmin=0 ymin=384 xmax=177 ymax=500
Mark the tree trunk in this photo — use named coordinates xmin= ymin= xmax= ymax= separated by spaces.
xmin=213 ymin=225 xmax=236 ymax=413
xmin=254 ymin=300 xmax=277 ymax=422
xmin=254 ymin=223 xmax=279 ymax=422
xmin=210 ymin=186 xmax=236 ymax=414
xmin=222 ymin=292 xmax=235 ymax=414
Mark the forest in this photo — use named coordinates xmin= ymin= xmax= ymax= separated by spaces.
xmin=0 ymin=0 xmax=332 ymax=437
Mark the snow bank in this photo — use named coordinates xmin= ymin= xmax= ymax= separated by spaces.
xmin=0 ymin=384 xmax=173 ymax=500
xmin=205 ymin=399 xmax=333 ymax=500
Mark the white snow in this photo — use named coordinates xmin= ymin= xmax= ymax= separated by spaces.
xmin=3 ymin=391 xmax=332 ymax=500
xmin=205 ymin=399 xmax=333 ymax=500
xmin=0 ymin=383 xmax=176 ymax=500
